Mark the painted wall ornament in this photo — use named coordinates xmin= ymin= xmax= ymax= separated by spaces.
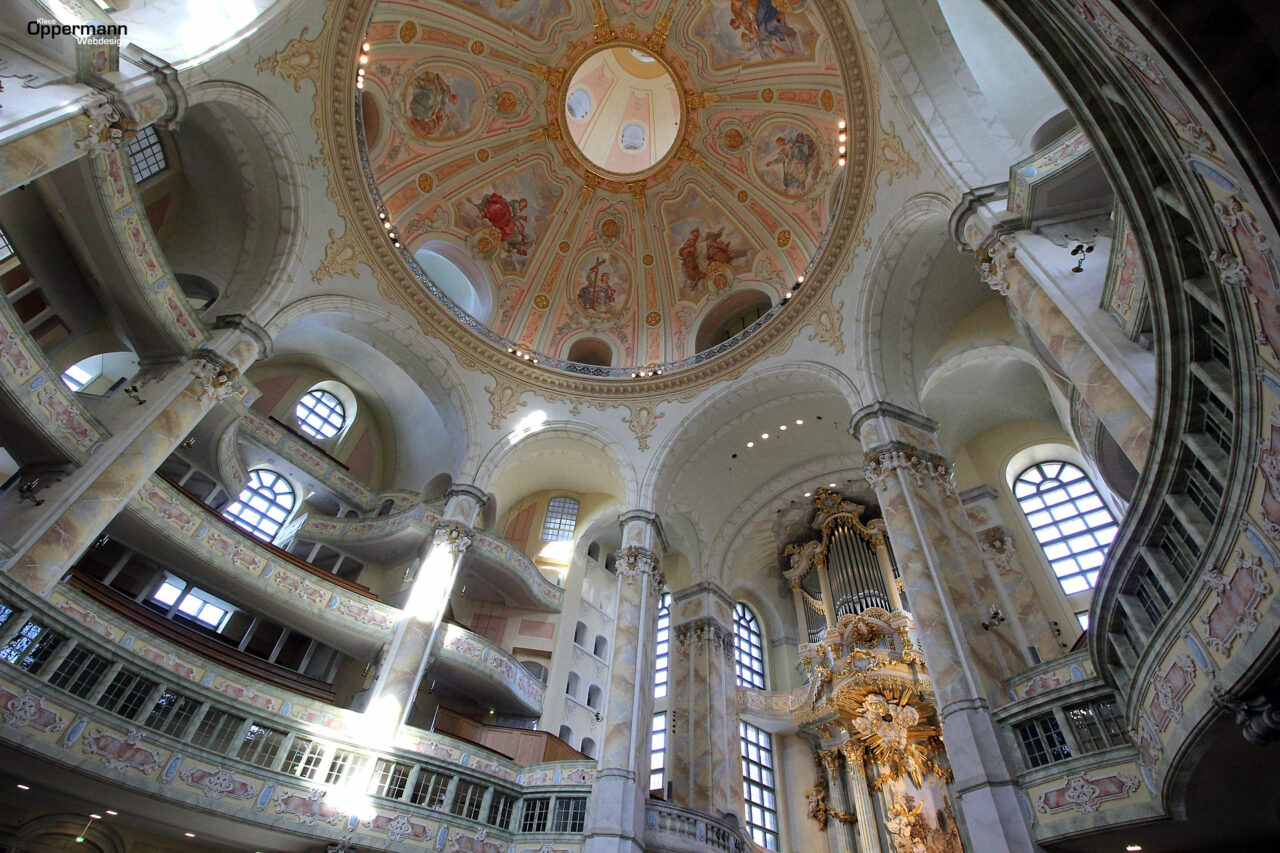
xmin=756 ymin=122 xmax=821 ymax=197
xmin=1035 ymin=771 xmax=1140 ymax=815
xmin=403 ymin=68 xmax=481 ymax=140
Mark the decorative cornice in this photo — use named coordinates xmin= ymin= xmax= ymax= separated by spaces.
xmin=674 ymin=618 xmax=733 ymax=659
xmin=861 ymin=442 xmax=955 ymax=495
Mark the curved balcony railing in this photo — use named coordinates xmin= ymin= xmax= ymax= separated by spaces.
xmin=466 ymin=530 xmax=565 ymax=612
xmin=123 ymin=475 xmax=395 ymax=656
xmin=237 ymin=410 xmax=377 ymax=508
xmin=643 ymin=801 xmax=753 ymax=853
xmin=0 ymin=290 xmax=108 ymax=463
xmin=993 ymin=668 xmax=1150 ymax=843
xmin=0 ymin=577 xmax=593 ymax=851
xmin=431 ymin=623 xmax=544 ymax=717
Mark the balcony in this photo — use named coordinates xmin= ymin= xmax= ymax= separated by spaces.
xmin=643 ymin=800 xmax=752 ymax=853
xmin=115 ymin=475 xmax=394 ymax=658
xmin=429 ymin=623 xmax=545 ymax=718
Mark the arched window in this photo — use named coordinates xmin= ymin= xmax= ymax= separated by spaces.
xmin=650 ymin=711 xmax=667 ymax=792
xmin=566 ymin=672 xmax=581 ymax=700
xmin=586 ymin=685 xmax=602 ymax=710
xmin=580 ymin=737 xmax=597 ymax=758
xmin=222 ymin=469 xmax=295 ymax=542
xmin=558 ymin=724 xmax=573 ymax=743
xmin=1014 ymin=461 xmax=1118 ymax=594
xmin=573 ymin=621 xmax=588 ymax=647
xmin=592 ymin=635 xmax=608 ymax=659
xmin=733 ymin=602 xmax=766 ymax=689
xmin=295 ymin=388 xmax=346 ymax=440
xmin=740 ymin=720 xmax=780 ymax=850
xmin=653 ymin=592 xmax=670 ymax=698
xmin=520 ymin=660 xmax=547 ymax=682
xmin=541 ymin=497 xmax=580 ymax=541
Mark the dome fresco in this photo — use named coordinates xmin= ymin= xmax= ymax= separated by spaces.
xmin=360 ymin=0 xmax=863 ymax=371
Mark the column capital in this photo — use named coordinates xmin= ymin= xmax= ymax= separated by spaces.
xmin=212 ymin=314 xmax=273 ymax=359
xmin=432 ymin=521 xmax=473 ymax=556
xmin=862 ymin=442 xmax=956 ymax=496
xmin=617 ymin=545 xmax=663 ymax=589
xmin=673 ymin=617 xmax=733 ymax=659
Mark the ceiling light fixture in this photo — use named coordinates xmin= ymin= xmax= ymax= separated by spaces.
xmin=803 ymin=492 xmax=811 ymax=497
xmin=89 ymin=814 xmax=102 ymax=820
xmin=16 ymin=784 xmax=29 ymax=790
xmin=761 ymin=433 xmax=769 ymax=439
xmin=1125 ymin=847 xmax=1142 ymax=852
xmin=746 ymin=441 xmax=754 ymax=448
xmin=829 ymin=482 xmax=837 ymax=487
xmin=105 ymin=811 xmax=117 ymax=816
xmin=779 ymin=425 xmax=787 ymax=430
xmin=795 ymin=419 xmax=803 ymax=425
xmin=185 ymin=833 xmax=196 ymax=838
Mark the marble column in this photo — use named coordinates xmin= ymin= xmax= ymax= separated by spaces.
xmin=367 ymin=484 xmax=486 ymax=734
xmin=852 ymin=401 xmax=1036 ymax=853
xmin=668 ymin=582 xmax=741 ymax=816
xmin=585 ymin=510 xmax=666 ymax=853
xmin=819 ymin=748 xmax=859 ymax=853
xmin=5 ymin=329 xmax=262 ymax=597
xmin=839 ymin=742 xmax=883 ymax=853
xmin=982 ymin=242 xmax=1150 ymax=469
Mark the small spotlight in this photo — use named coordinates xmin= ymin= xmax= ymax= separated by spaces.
xmin=837 ymin=119 xmax=846 ymax=129
xmin=747 ymin=441 xmax=754 ymax=448
xmin=1125 ymin=847 xmax=1142 ymax=852
xmin=780 ymin=425 xmax=787 ymax=430
xmin=761 ymin=433 xmax=769 ymax=439
xmin=797 ymin=275 xmax=804 ymax=283
xmin=784 ymin=291 xmax=792 ymax=299
xmin=362 ymin=42 xmax=371 ymax=52
xmin=829 ymin=483 xmax=837 ymax=487
xmin=838 ymin=132 xmax=847 ymax=142
xmin=105 ymin=811 xmax=117 ymax=816
xmin=803 ymin=492 xmax=811 ymax=497
xmin=185 ymin=833 xmax=196 ymax=838
xmin=795 ymin=419 xmax=803 ymax=425
xmin=76 ymin=838 xmax=85 ymax=844
xmin=359 ymin=55 xmax=368 ymax=65
xmin=378 ymin=212 xmax=386 ymax=220
xmin=16 ymin=784 xmax=29 ymax=790
xmin=838 ymin=157 xmax=846 ymax=166
xmin=393 ymin=241 xmax=401 ymax=248
xmin=838 ymin=146 xmax=846 ymax=155
xmin=383 ymin=221 xmax=392 ymax=229
xmin=90 ymin=815 xmax=102 ymax=820
xmin=356 ymin=81 xmax=364 ymax=89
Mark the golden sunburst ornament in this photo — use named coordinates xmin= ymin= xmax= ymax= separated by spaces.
xmin=837 ymin=684 xmax=948 ymax=790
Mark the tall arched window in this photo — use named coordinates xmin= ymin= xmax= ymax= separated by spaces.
xmin=295 ymin=388 xmax=346 ymax=440
xmin=222 ymin=469 xmax=296 ymax=542
xmin=541 ymin=496 xmax=580 ymax=541
xmin=733 ymin=602 xmax=766 ymax=689
xmin=1014 ymin=461 xmax=1118 ymax=594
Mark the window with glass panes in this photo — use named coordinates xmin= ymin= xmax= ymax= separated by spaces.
xmin=488 ymin=791 xmax=516 ymax=829
xmin=553 ymin=797 xmax=587 ymax=833
xmin=281 ymin=737 xmax=327 ymax=780
xmin=325 ymin=749 xmax=365 ymax=785
xmin=451 ymin=780 xmax=486 ymax=820
xmin=540 ymin=496 xmax=580 ymax=541
xmin=238 ymin=723 xmax=288 ymax=768
xmin=1 ymin=620 xmax=65 ymax=674
xmin=126 ymin=125 xmax=167 ymax=182
xmin=650 ymin=711 xmax=667 ymax=792
xmin=222 ymin=468 xmax=296 ymax=542
xmin=97 ymin=670 xmax=156 ymax=719
xmin=1013 ymin=461 xmax=1117 ymax=593
xmin=1065 ymin=699 xmax=1129 ymax=753
xmin=740 ymin=720 xmax=780 ymax=850
xmin=191 ymin=708 xmax=246 ymax=754
xmin=369 ymin=759 xmax=413 ymax=799
xmin=1014 ymin=713 xmax=1072 ymax=768
xmin=145 ymin=689 xmax=202 ymax=737
xmin=521 ymin=796 xmax=550 ymax=832
xmin=0 ymin=227 xmax=12 ymax=262
xmin=733 ymin=602 xmax=766 ymax=689
xmin=48 ymin=647 xmax=111 ymax=698
xmin=410 ymin=769 xmax=450 ymax=809
xmin=295 ymin=389 xmax=346 ymax=440
xmin=654 ymin=592 xmax=670 ymax=698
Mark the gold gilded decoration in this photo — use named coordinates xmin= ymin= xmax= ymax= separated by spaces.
xmin=600 ymin=218 xmax=621 ymax=240
xmin=476 ymin=149 xmax=490 ymax=162
xmin=256 ymin=26 xmax=322 ymax=94
xmin=761 ymin=88 xmax=775 ymax=103
xmin=808 ymin=296 xmax=846 ymax=355
xmin=534 ymin=294 xmax=550 ymax=310
xmin=836 ymin=685 xmax=950 ymax=792
xmin=484 ymin=377 xmax=527 ymax=429
xmin=643 ymin=253 xmax=655 ymax=266
xmin=470 ymin=40 xmax=484 ymax=55
xmin=821 ymin=89 xmax=835 ymax=112
xmin=558 ymin=241 xmax=571 ymax=253
xmin=622 ymin=403 xmax=664 ymax=450
xmin=486 ymin=88 xmax=527 ymax=119
xmin=723 ymin=128 xmax=745 ymax=151
xmin=880 ymin=120 xmax=920 ymax=184
xmin=777 ymin=230 xmax=791 ymax=248
xmin=312 ymin=227 xmax=365 ymax=284
xmin=417 ymin=173 xmax=433 ymax=193
xmin=521 ymin=62 xmax=566 ymax=90
xmin=643 ymin=7 xmax=674 ymax=52
xmin=646 ymin=311 xmax=662 ymax=327
xmin=737 ymin=190 xmax=749 ymax=203
xmin=806 ymin=751 xmax=857 ymax=831
xmin=399 ymin=21 xmax=417 ymax=44
xmin=591 ymin=1 xmax=615 ymax=43
xmin=528 ymin=123 xmax=563 ymax=144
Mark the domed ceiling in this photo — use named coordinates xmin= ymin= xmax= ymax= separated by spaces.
xmin=357 ymin=0 xmax=865 ymax=372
